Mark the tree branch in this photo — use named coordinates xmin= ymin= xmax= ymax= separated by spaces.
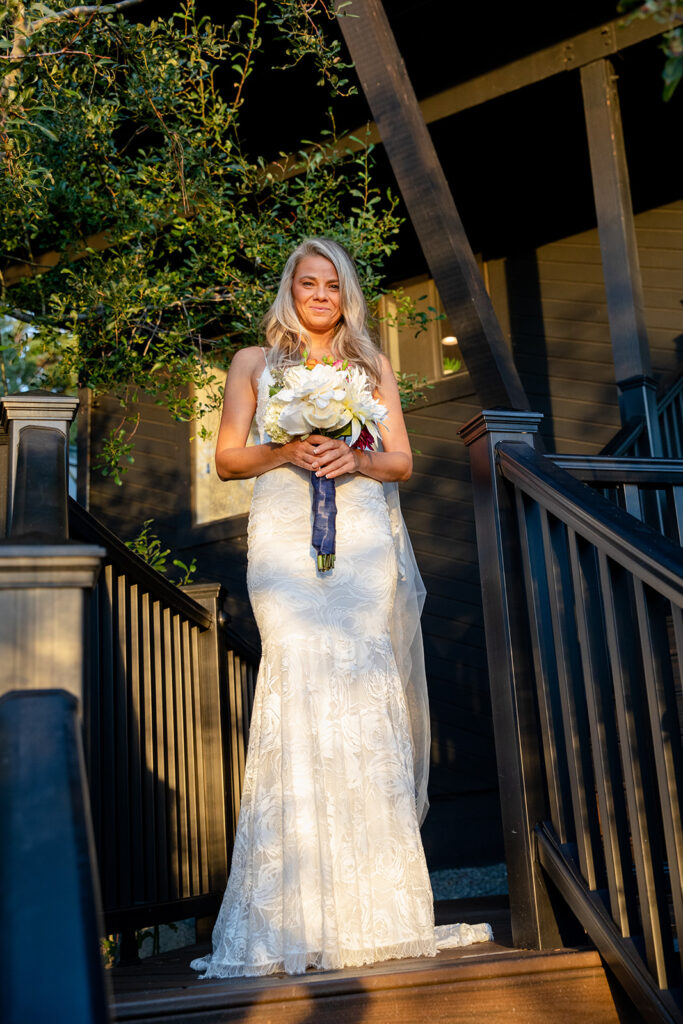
xmin=1 ymin=1 xmax=144 ymax=104
xmin=32 ymin=0 xmax=145 ymax=33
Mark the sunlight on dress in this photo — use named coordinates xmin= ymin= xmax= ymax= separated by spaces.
xmin=190 ymin=360 xmax=492 ymax=978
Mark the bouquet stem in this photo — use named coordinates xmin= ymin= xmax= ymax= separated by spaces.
xmin=311 ymin=472 xmax=337 ymax=573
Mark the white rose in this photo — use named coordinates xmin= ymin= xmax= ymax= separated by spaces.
xmin=301 ymin=397 xmax=350 ymax=432
xmin=277 ymin=398 xmax=310 ymax=436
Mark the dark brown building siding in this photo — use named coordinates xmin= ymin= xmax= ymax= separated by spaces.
xmin=495 ymin=199 xmax=683 ymax=455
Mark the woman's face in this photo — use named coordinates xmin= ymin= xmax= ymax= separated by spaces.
xmin=291 ymin=254 xmax=341 ymax=340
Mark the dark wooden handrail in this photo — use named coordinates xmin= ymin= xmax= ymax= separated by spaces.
xmin=463 ymin=411 xmax=683 ymax=1024
xmin=553 ymin=455 xmax=683 ymax=484
xmin=68 ymin=497 xmax=212 ymax=630
xmin=600 ymin=415 xmax=646 ymax=457
xmin=497 ymin=442 xmax=683 ymax=602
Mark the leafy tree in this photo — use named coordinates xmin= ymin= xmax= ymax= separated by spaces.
xmin=619 ymin=1 xmax=683 ymax=99
xmin=0 ymin=1 xmax=406 ymax=479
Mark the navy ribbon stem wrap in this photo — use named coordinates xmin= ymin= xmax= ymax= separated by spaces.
xmin=311 ymin=472 xmax=337 ymax=572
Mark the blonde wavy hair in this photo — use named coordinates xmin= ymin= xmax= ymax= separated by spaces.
xmin=262 ymin=237 xmax=382 ymax=386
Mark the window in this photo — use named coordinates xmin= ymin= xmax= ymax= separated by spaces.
xmin=193 ymin=369 xmax=255 ymax=526
xmin=377 ymin=277 xmax=463 ymax=381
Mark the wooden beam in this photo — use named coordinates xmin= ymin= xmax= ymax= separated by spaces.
xmin=3 ymin=229 xmax=112 ymax=288
xmin=276 ymin=13 xmax=666 ymax=181
xmin=337 ymin=0 xmax=528 ymax=410
xmin=4 ymin=14 xmax=667 ymax=287
xmin=580 ymin=58 xmax=662 ymax=454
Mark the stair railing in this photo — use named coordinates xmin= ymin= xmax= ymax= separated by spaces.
xmin=0 ymin=393 xmax=109 ymax=1024
xmin=68 ymin=497 xmax=259 ymax=944
xmin=0 ymin=391 xmax=260 ymax=987
xmin=603 ymin=366 xmax=683 ymax=459
xmin=462 ymin=410 xmax=683 ymax=1024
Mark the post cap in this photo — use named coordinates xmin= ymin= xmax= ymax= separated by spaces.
xmin=1 ymin=391 xmax=79 ymax=431
xmin=459 ymin=410 xmax=544 ymax=447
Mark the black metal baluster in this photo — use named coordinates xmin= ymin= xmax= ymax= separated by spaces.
xmin=171 ymin=612 xmax=190 ymax=899
xmin=189 ymin=625 xmax=210 ymax=893
xmin=99 ymin=567 xmax=117 ymax=912
xmin=114 ymin=573 xmax=132 ymax=910
xmin=162 ymin=606 xmax=179 ymax=901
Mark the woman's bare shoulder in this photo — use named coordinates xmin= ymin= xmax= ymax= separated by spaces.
xmin=378 ymin=351 xmax=394 ymax=374
xmin=230 ymin=345 xmax=267 ymax=370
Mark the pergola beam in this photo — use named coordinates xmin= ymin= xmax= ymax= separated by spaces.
xmin=3 ymin=12 xmax=667 ymax=288
xmin=275 ymin=13 xmax=666 ymax=181
xmin=337 ymin=0 xmax=528 ymax=410
xmin=581 ymin=58 xmax=662 ymax=455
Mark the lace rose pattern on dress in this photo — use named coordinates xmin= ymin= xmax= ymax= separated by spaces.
xmin=190 ymin=357 xmax=492 ymax=978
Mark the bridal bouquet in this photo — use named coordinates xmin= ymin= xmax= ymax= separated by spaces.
xmin=264 ymin=357 xmax=388 ymax=571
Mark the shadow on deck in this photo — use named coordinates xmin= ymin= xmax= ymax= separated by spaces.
xmin=110 ymin=897 xmax=624 ymax=1023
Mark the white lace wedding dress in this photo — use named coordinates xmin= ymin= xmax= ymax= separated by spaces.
xmin=190 ymin=359 xmax=492 ymax=979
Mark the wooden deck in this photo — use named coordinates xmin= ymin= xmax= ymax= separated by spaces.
xmin=109 ymin=897 xmax=624 ymax=1023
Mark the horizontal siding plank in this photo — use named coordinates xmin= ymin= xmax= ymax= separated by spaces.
xmin=402 ymin=509 xmax=476 ymax=544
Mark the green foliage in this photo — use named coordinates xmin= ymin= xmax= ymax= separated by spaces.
xmin=395 ymin=371 xmax=433 ymax=411
xmin=618 ymin=0 xmax=683 ymax=99
xmin=125 ymin=518 xmax=170 ymax=572
xmin=125 ymin=517 xmax=197 ymax=584
xmin=380 ymin=289 xmax=446 ymax=337
xmin=93 ymin=418 xmax=138 ymax=486
xmin=0 ymin=1 xmax=408 ymax=479
xmin=0 ymin=314 xmax=55 ymax=392
xmin=173 ymin=555 xmax=198 ymax=586
xmin=99 ymin=934 xmax=119 ymax=968
xmin=268 ymin=0 xmax=357 ymax=95
xmin=442 ymin=355 xmax=461 ymax=374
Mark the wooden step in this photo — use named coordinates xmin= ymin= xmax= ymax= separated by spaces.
xmin=110 ymin=898 xmax=623 ymax=1024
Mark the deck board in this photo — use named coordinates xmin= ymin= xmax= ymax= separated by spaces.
xmin=108 ymin=897 xmax=621 ymax=1022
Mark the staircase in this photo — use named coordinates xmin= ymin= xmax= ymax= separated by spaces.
xmin=2 ymin=383 xmax=683 ymax=1023
xmin=109 ymin=898 xmax=625 ymax=1024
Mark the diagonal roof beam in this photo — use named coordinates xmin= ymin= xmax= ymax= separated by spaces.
xmin=338 ymin=0 xmax=529 ymax=410
xmin=4 ymin=13 xmax=665 ymax=288
xmin=276 ymin=13 xmax=665 ymax=180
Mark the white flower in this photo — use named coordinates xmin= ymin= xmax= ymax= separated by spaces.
xmin=264 ymin=361 xmax=387 ymax=443
xmin=264 ymin=399 xmax=293 ymax=444
xmin=277 ymin=363 xmax=351 ymax=435
xmin=342 ymin=366 xmax=388 ymax=443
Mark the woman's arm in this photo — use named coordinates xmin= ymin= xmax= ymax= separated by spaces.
xmin=214 ymin=347 xmax=328 ymax=480
xmin=308 ymin=354 xmax=413 ymax=483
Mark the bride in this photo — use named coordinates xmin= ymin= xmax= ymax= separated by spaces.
xmin=190 ymin=237 xmax=491 ymax=979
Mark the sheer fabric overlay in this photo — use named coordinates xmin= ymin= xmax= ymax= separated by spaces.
xmin=190 ymin=355 xmax=492 ymax=979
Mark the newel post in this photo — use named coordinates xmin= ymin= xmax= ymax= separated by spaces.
xmin=460 ymin=410 xmax=562 ymax=950
xmin=0 ymin=392 xmax=109 ymax=1023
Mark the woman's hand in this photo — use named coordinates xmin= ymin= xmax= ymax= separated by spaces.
xmin=282 ymin=434 xmax=359 ymax=479
xmin=311 ymin=435 xmax=360 ymax=479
